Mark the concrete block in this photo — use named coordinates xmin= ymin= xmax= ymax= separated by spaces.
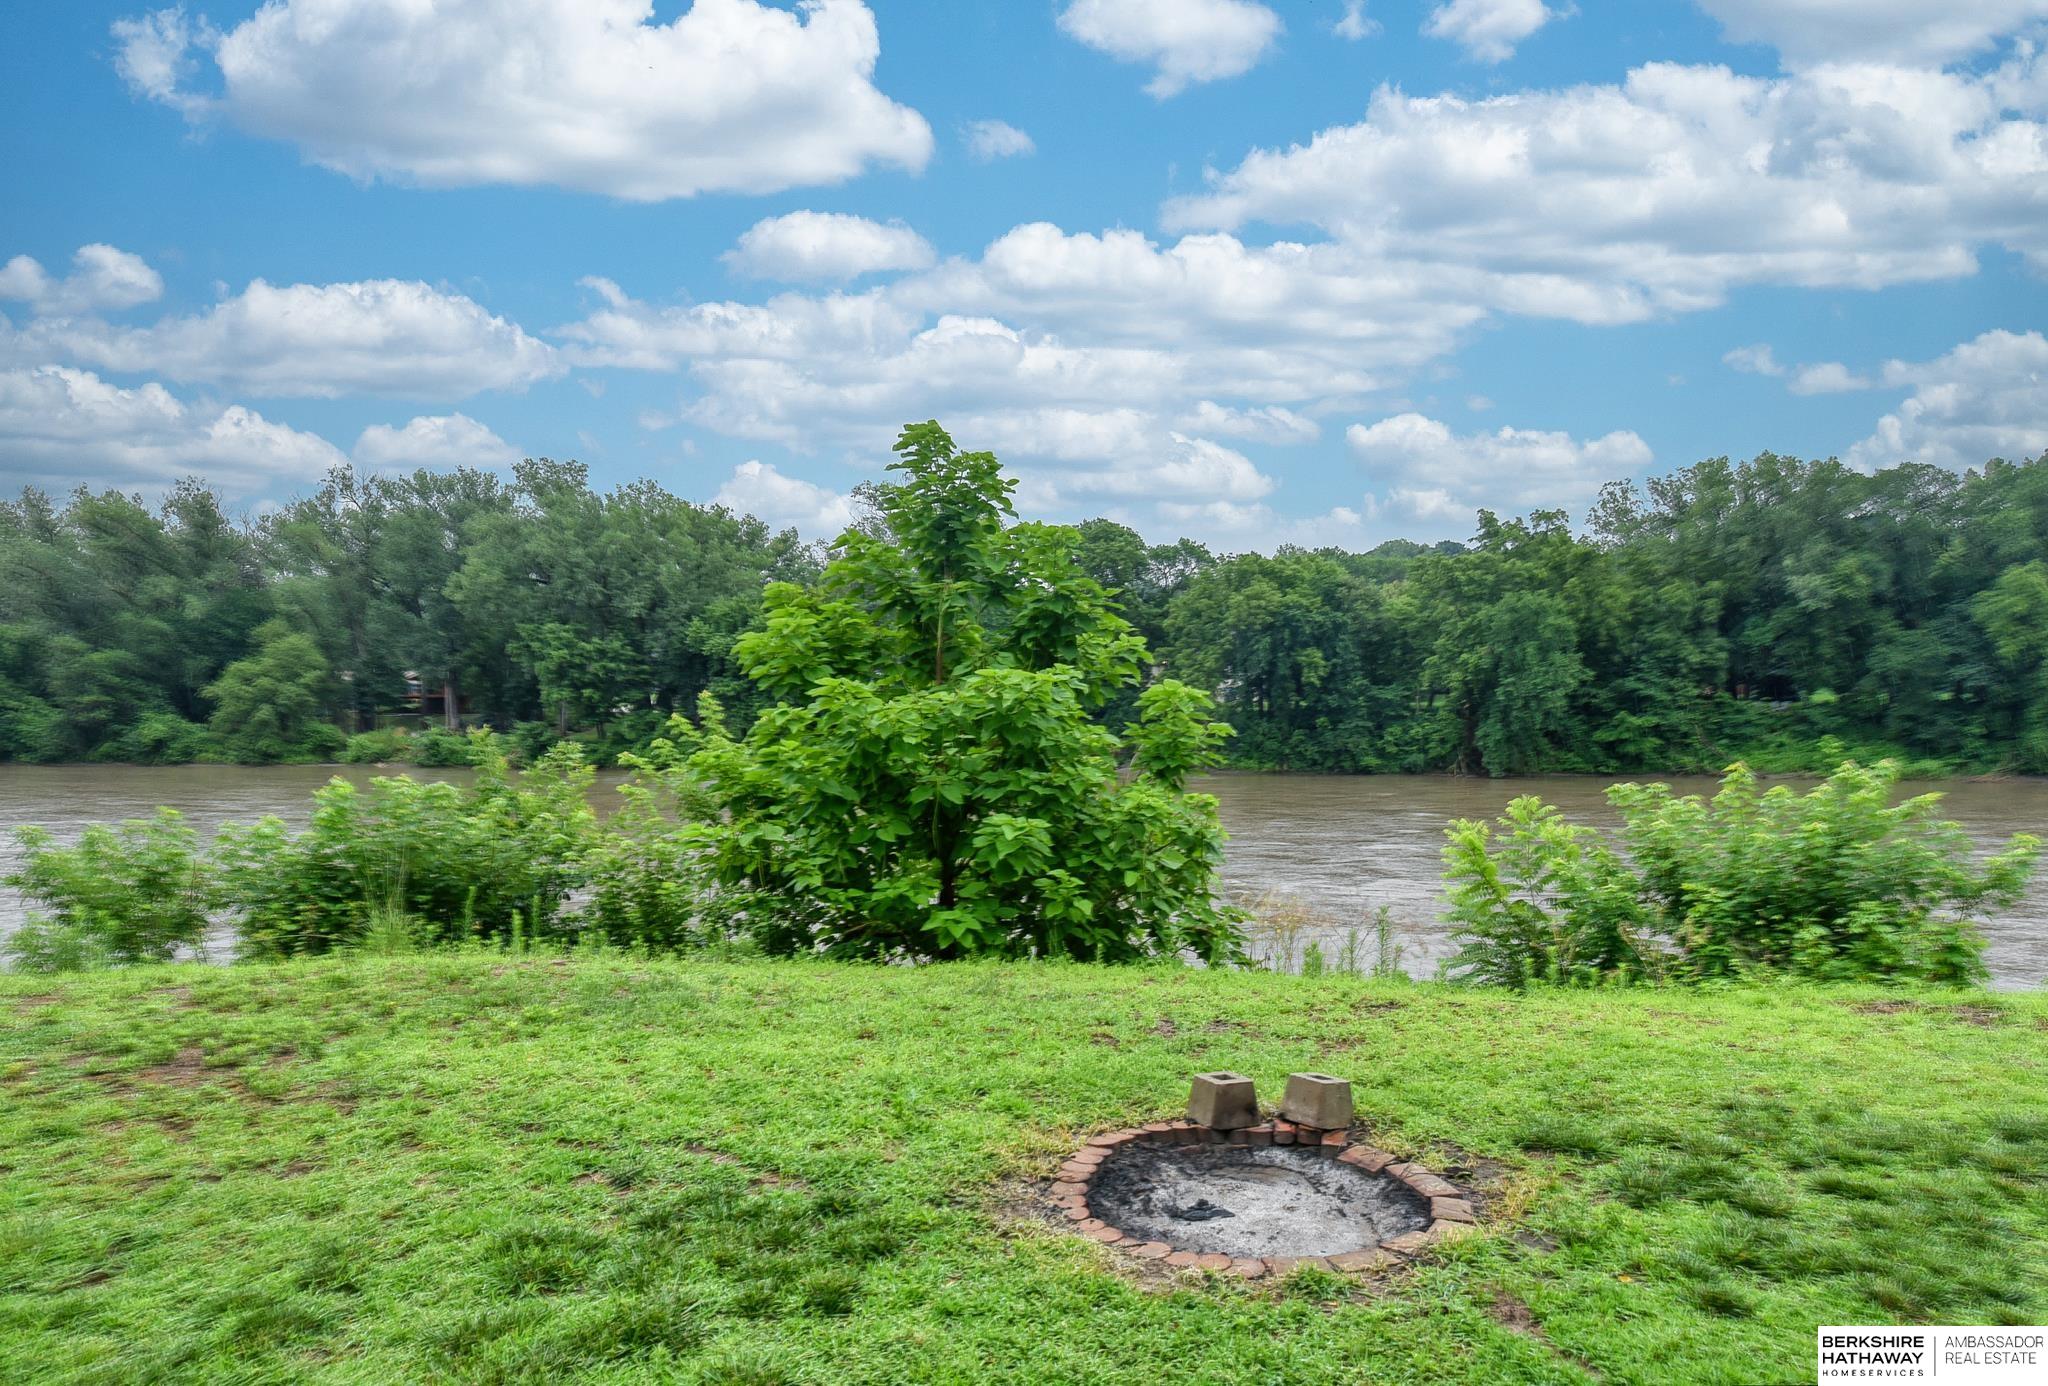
xmin=1186 ymin=1071 xmax=1258 ymax=1130
xmin=1279 ymin=1072 xmax=1353 ymax=1130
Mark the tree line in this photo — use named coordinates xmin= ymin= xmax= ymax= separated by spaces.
xmin=4 ymin=448 xmax=2047 ymax=775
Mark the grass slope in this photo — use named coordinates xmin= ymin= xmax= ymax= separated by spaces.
xmin=3 ymin=955 xmax=2045 ymax=1384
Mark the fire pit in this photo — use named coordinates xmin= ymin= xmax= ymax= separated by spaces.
xmin=1051 ymin=1076 xmax=1479 ymax=1278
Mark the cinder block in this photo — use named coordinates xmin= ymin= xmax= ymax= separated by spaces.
xmin=1186 ymin=1071 xmax=1258 ymax=1130
xmin=1279 ymin=1072 xmax=1353 ymax=1130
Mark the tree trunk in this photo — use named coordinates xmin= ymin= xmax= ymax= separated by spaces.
xmin=442 ymin=674 xmax=461 ymax=732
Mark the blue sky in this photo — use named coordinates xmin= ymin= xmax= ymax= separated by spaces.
xmin=2 ymin=0 xmax=2044 ymax=548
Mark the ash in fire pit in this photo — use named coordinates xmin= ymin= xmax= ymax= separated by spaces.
xmin=1087 ymin=1142 xmax=1429 ymax=1260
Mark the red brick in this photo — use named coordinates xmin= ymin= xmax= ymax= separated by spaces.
xmin=1339 ymin=1146 xmax=1396 ymax=1173
xmin=1272 ymin=1121 xmax=1296 ymax=1146
xmin=1384 ymin=1162 xmax=1414 ymax=1178
xmin=1087 ymin=1226 xmax=1124 ymax=1244
xmin=1226 ymin=1258 xmax=1268 ymax=1278
xmin=1078 ymin=1218 xmax=1107 ymax=1234
xmin=1266 ymin=1256 xmax=1301 ymax=1276
xmin=1328 ymin=1249 xmax=1395 ymax=1273
xmin=1164 ymin=1251 xmax=1200 ymax=1269
xmin=1245 ymin=1125 xmax=1274 ymax=1147
xmin=1430 ymin=1197 xmax=1477 ymax=1223
xmin=1053 ymin=1175 xmax=1090 ymax=1191
xmin=1062 ymin=1205 xmax=1092 ymax=1222
xmin=1194 ymin=1253 xmax=1233 ymax=1271
xmin=1320 ymin=1131 xmax=1348 ymax=1153
xmin=1380 ymin=1231 xmax=1434 ymax=1258
xmin=1070 ymin=1148 xmax=1106 ymax=1164
xmin=1085 ymin=1132 xmax=1127 ymax=1149
xmin=1404 ymin=1172 xmax=1459 ymax=1199
xmin=1129 ymin=1241 xmax=1172 ymax=1260
xmin=1227 ymin=1127 xmax=1250 ymax=1145
xmin=1058 ymin=1161 xmax=1095 ymax=1179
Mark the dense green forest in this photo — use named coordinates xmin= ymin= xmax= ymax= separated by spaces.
xmin=5 ymin=448 xmax=2048 ymax=775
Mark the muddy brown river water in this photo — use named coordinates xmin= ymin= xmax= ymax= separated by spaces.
xmin=2 ymin=765 xmax=2044 ymax=988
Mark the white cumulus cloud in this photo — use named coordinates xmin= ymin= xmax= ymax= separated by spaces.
xmin=724 ymin=212 xmax=935 ymax=283
xmin=1334 ymin=2 xmax=1379 ymax=41
xmin=1057 ymin=0 xmax=1282 ymax=98
xmin=0 ymin=245 xmax=164 ymax=315
xmin=1847 ymin=329 xmax=2048 ymax=469
xmin=1724 ymin=344 xmax=1785 ymax=376
xmin=963 ymin=119 xmax=1036 ymax=161
xmin=0 ymin=365 xmax=345 ymax=494
xmin=1695 ymin=0 xmax=2048 ymax=67
xmin=1788 ymin=361 xmax=1874 ymax=394
xmin=112 ymin=0 xmax=933 ymax=200
xmin=1347 ymin=412 xmax=1652 ymax=524
xmin=1166 ymin=59 xmax=2048 ymax=317
xmin=353 ymin=413 xmax=521 ymax=470
xmin=1423 ymin=0 xmax=1559 ymax=63
xmin=22 ymin=277 xmax=560 ymax=399
xmin=711 ymin=459 xmax=855 ymax=537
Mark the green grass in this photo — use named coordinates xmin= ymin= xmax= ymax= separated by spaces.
xmin=3 ymin=955 xmax=2045 ymax=1384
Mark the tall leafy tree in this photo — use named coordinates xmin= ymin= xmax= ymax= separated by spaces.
xmin=657 ymin=422 xmax=1244 ymax=962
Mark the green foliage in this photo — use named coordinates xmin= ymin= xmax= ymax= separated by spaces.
xmin=1612 ymin=761 xmax=2038 ymax=984
xmin=405 ymin=726 xmax=477 ymax=767
xmin=4 ymin=809 xmax=216 ymax=971
xmin=216 ymin=732 xmax=595 ymax=956
xmin=203 ymin=619 xmax=338 ymax=763
xmin=1442 ymin=796 xmax=1657 ymax=986
xmin=577 ymin=703 xmax=731 ymax=950
xmin=340 ymin=728 xmax=411 ymax=763
xmin=9 ymin=450 xmax=2048 ymax=775
xmin=662 ymin=422 xmax=1244 ymax=963
xmin=92 ymin=711 xmax=217 ymax=765
xmin=1444 ymin=760 xmax=2040 ymax=986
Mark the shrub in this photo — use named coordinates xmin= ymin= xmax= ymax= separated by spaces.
xmin=216 ymin=731 xmax=595 ymax=956
xmin=1442 ymin=760 xmax=2040 ymax=987
xmin=1442 ymin=796 xmax=1659 ymax=986
xmin=95 ymin=711 xmax=217 ymax=765
xmin=508 ymin=720 xmax=562 ymax=766
xmin=407 ymin=726 xmax=476 ymax=767
xmin=204 ymin=619 xmax=339 ymax=763
xmin=4 ymin=808 xmax=217 ymax=971
xmin=1613 ymin=760 xmax=2037 ymax=984
xmin=654 ymin=421 xmax=1244 ymax=963
xmin=342 ymin=728 xmax=412 ymax=763
xmin=578 ymin=707 xmax=726 ymax=949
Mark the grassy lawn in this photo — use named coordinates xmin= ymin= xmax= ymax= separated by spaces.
xmin=3 ymin=954 xmax=2045 ymax=1384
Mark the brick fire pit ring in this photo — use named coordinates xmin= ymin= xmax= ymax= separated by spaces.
xmin=1052 ymin=1120 xmax=1478 ymax=1278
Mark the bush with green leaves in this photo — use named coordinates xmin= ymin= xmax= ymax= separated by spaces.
xmin=216 ymin=731 xmax=595 ymax=956
xmin=4 ymin=808 xmax=217 ymax=971
xmin=577 ymin=705 xmax=730 ymax=950
xmin=1440 ymin=796 xmax=1659 ymax=987
xmin=93 ymin=711 xmax=217 ymax=765
xmin=341 ymin=728 xmax=412 ymax=763
xmin=1443 ymin=760 xmax=2040 ymax=987
xmin=204 ymin=619 xmax=343 ymax=763
xmin=645 ymin=421 xmax=1244 ymax=963
xmin=406 ymin=725 xmax=477 ymax=767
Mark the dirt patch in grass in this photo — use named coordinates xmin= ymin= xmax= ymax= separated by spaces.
xmin=134 ymin=1046 xmax=210 ymax=1087
xmin=1848 ymin=999 xmax=2007 ymax=1027
xmin=682 ymin=1143 xmax=809 ymax=1191
xmin=1491 ymin=1291 xmax=1604 ymax=1382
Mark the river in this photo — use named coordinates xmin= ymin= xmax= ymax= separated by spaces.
xmin=2 ymin=765 xmax=2045 ymax=987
